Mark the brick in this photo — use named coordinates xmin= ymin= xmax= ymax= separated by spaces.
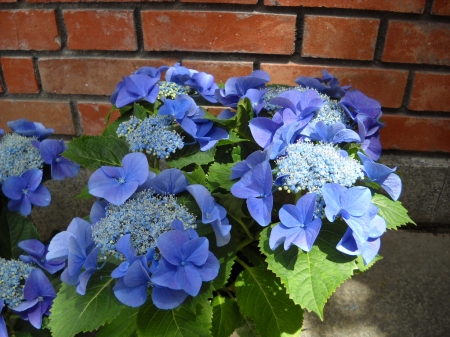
xmin=142 ymin=11 xmax=296 ymax=55
xmin=0 ymin=10 xmax=60 ymax=50
xmin=38 ymin=57 xmax=177 ymax=95
xmin=408 ymin=72 xmax=450 ymax=112
xmin=0 ymin=0 xmax=17 ymax=2
xmin=0 ymin=100 xmax=74 ymax=135
xmin=302 ymin=16 xmax=379 ymax=61
xmin=26 ymin=0 xmax=172 ymax=2
xmin=260 ymin=63 xmax=408 ymax=108
xmin=432 ymin=0 xmax=450 ymax=16
xmin=77 ymin=102 xmax=120 ymax=136
xmin=181 ymin=0 xmax=256 ymax=3
xmin=382 ymin=21 xmax=450 ymax=66
xmin=64 ymin=10 xmax=137 ymax=51
xmin=181 ymin=60 xmax=254 ymax=84
xmin=264 ymin=0 xmax=426 ymax=13
xmin=380 ymin=115 xmax=450 ymax=152
xmin=0 ymin=82 xmax=3 ymax=92
xmin=1 ymin=57 xmax=39 ymax=94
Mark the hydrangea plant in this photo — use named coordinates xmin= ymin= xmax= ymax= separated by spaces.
xmin=0 ymin=64 xmax=414 ymax=337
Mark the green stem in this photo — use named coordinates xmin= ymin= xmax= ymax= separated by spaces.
xmin=237 ymin=237 xmax=255 ymax=252
xmin=235 ymin=257 xmax=251 ymax=272
xmin=229 ymin=214 xmax=253 ymax=240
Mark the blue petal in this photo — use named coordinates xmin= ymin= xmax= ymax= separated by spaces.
xmin=246 ymin=194 xmax=273 ymax=227
xmin=186 ymin=185 xmax=220 ymax=224
xmin=151 ymin=285 xmax=188 ymax=310
xmin=182 ymin=237 xmax=209 ymax=266
xmin=113 ymin=277 xmax=148 ymax=307
xmin=148 ymin=168 xmax=188 ymax=194
xmin=381 ymin=173 xmax=402 ymax=201
xmin=27 ymin=185 xmax=51 ymax=207
xmin=249 ymin=117 xmax=281 ymax=149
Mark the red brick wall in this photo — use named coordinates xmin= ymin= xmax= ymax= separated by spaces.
xmin=0 ymin=0 xmax=449 ymax=152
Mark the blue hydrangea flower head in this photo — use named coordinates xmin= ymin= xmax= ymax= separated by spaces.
xmin=183 ymin=119 xmax=229 ymax=151
xmin=88 ymin=152 xmax=149 ymax=205
xmin=231 ymin=150 xmax=268 ymax=180
xmin=158 ymin=81 xmax=189 ymax=99
xmin=12 ymin=268 xmax=56 ymax=329
xmin=92 ymin=189 xmax=196 ymax=257
xmin=151 ymin=229 xmax=220 ymax=297
xmin=134 ymin=65 xmax=169 ymax=79
xmin=358 ymin=152 xmax=402 ymax=200
xmin=35 ymin=139 xmax=80 ymax=180
xmin=112 ymin=75 xmax=160 ymax=108
xmin=295 ymin=70 xmax=350 ymax=99
xmin=19 ymin=239 xmax=65 ymax=274
xmin=276 ymin=141 xmax=363 ymax=195
xmin=302 ymin=121 xmax=360 ymax=144
xmin=340 ymin=90 xmax=382 ymax=120
xmin=185 ymin=72 xmax=219 ymax=103
xmin=7 ymin=119 xmax=54 ymax=140
xmin=165 ymin=63 xmax=198 ymax=85
xmin=0 ymin=258 xmax=34 ymax=308
xmin=231 ymin=161 xmax=273 ymax=227
xmin=270 ymin=193 xmax=322 ymax=252
xmin=145 ymin=168 xmax=188 ymax=195
xmin=2 ymin=169 xmax=51 ymax=216
xmin=321 ymin=183 xmax=373 ymax=242
xmin=0 ymin=133 xmax=44 ymax=184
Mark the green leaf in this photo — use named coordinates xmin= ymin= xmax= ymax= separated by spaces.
xmin=207 ymin=163 xmax=234 ymax=192
xmin=97 ymin=306 xmax=139 ymax=337
xmin=210 ymin=238 xmax=237 ymax=289
xmin=211 ymin=296 xmax=240 ymax=337
xmin=63 ymin=136 xmax=130 ymax=170
xmin=372 ymin=193 xmax=415 ymax=229
xmin=235 ymin=98 xmax=254 ymax=140
xmin=231 ymin=146 xmax=242 ymax=162
xmin=168 ymin=148 xmax=216 ymax=169
xmin=74 ymin=185 xmax=93 ymax=200
xmin=0 ymin=206 xmax=39 ymax=259
xmin=213 ymin=193 xmax=247 ymax=223
xmin=355 ymin=254 xmax=383 ymax=274
xmin=133 ymin=103 xmax=148 ymax=120
xmin=235 ymin=315 xmax=260 ymax=337
xmin=183 ymin=166 xmax=207 ymax=187
xmin=48 ymin=264 xmax=124 ymax=337
xmin=259 ymin=222 xmax=357 ymax=320
xmin=217 ymin=131 xmax=249 ymax=146
xmin=136 ymin=285 xmax=213 ymax=337
xmin=235 ymin=267 xmax=303 ymax=337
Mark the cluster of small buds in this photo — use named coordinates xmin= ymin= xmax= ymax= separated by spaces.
xmin=117 ymin=115 xmax=184 ymax=159
xmin=262 ymin=85 xmax=293 ymax=113
xmin=0 ymin=133 xmax=43 ymax=183
xmin=158 ymin=81 xmax=189 ymax=99
xmin=311 ymin=93 xmax=352 ymax=127
xmin=0 ymin=258 xmax=34 ymax=308
xmin=276 ymin=140 xmax=364 ymax=196
xmin=92 ymin=189 xmax=197 ymax=257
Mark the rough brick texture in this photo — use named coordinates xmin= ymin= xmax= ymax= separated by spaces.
xmin=264 ymin=0 xmax=426 ymax=13
xmin=38 ymin=58 xmax=177 ymax=95
xmin=182 ymin=0 xmax=256 ymax=3
xmin=64 ymin=10 xmax=137 ymax=51
xmin=0 ymin=100 xmax=74 ymax=135
xmin=77 ymin=102 xmax=120 ymax=135
xmin=302 ymin=16 xmax=379 ymax=60
xmin=141 ymin=11 xmax=296 ymax=54
xmin=1 ymin=57 xmax=39 ymax=94
xmin=0 ymin=0 xmax=17 ymax=2
xmin=380 ymin=115 xmax=450 ymax=152
xmin=432 ymin=0 xmax=450 ymax=16
xmin=0 ymin=10 xmax=60 ymax=50
xmin=181 ymin=60 xmax=253 ymax=84
xmin=382 ymin=21 xmax=450 ymax=66
xmin=260 ymin=63 xmax=408 ymax=108
xmin=408 ymin=72 xmax=450 ymax=112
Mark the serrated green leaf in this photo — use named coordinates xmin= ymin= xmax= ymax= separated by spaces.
xmin=241 ymin=246 xmax=267 ymax=268
xmin=235 ymin=315 xmax=260 ymax=337
xmin=217 ymin=131 xmax=249 ymax=146
xmin=372 ymin=193 xmax=415 ymax=229
xmin=168 ymin=148 xmax=216 ymax=169
xmin=207 ymin=163 xmax=234 ymax=192
xmin=235 ymin=267 xmax=303 ymax=337
xmin=0 ymin=206 xmax=39 ymax=259
xmin=48 ymin=264 xmax=124 ymax=337
xmin=183 ymin=166 xmax=207 ymax=187
xmin=74 ymin=185 xmax=93 ymax=200
xmin=231 ymin=146 xmax=241 ymax=162
xmin=235 ymin=98 xmax=254 ymax=140
xmin=133 ymin=103 xmax=148 ymax=120
xmin=63 ymin=136 xmax=130 ymax=170
xmin=97 ymin=306 xmax=139 ymax=337
xmin=259 ymin=222 xmax=357 ymax=320
xmin=211 ymin=296 xmax=240 ymax=337
xmin=136 ymin=285 xmax=213 ymax=337
xmin=355 ymin=254 xmax=383 ymax=274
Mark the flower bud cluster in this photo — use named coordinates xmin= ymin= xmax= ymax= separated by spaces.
xmin=92 ymin=189 xmax=196 ymax=257
xmin=158 ymin=81 xmax=188 ymax=99
xmin=0 ymin=134 xmax=43 ymax=183
xmin=117 ymin=115 xmax=184 ymax=158
xmin=0 ymin=258 xmax=34 ymax=308
xmin=276 ymin=140 xmax=364 ymax=195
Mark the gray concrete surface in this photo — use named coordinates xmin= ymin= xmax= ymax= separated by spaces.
xmin=301 ymin=230 xmax=450 ymax=337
